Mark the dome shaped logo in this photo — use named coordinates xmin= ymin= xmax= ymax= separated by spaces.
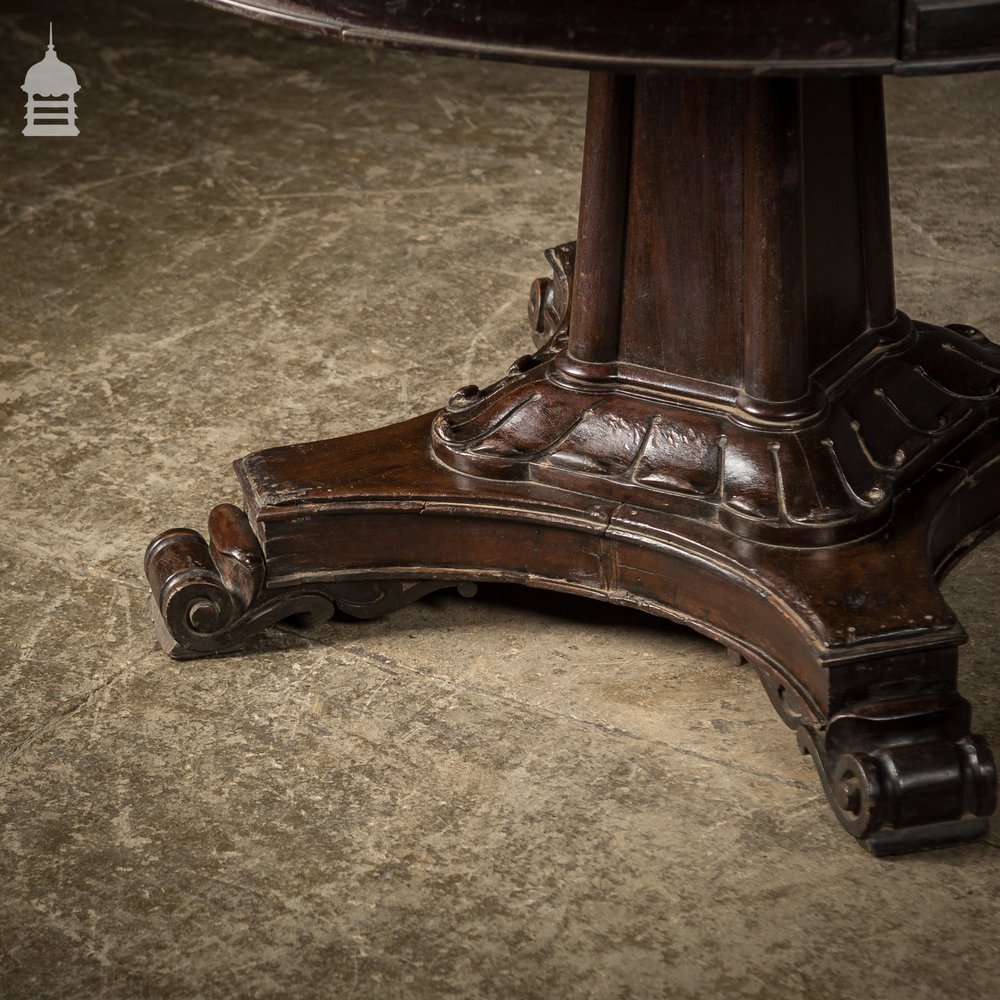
xmin=22 ymin=24 xmax=81 ymax=137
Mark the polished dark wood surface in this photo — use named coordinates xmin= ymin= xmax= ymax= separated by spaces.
xmin=148 ymin=6 xmax=1000 ymax=852
xmin=196 ymin=0 xmax=1000 ymax=74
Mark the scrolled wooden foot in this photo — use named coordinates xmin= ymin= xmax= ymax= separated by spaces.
xmin=145 ymin=504 xmax=331 ymax=657
xmin=145 ymin=503 xmax=477 ymax=658
xmin=797 ymin=694 xmax=997 ymax=855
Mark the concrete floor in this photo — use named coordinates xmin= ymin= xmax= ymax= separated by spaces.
xmin=2 ymin=1 xmax=999 ymax=997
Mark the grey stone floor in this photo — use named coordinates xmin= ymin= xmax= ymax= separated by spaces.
xmin=1 ymin=1 xmax=999 ymax=997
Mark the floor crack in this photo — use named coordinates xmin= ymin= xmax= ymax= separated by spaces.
xmin=0 ymin=650 xmax=157 ymax=777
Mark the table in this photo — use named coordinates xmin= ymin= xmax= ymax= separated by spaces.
xmin=146 ymin=0 xmax=1000 ymax=853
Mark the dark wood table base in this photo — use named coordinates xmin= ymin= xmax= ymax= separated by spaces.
xmin=146 ymin=71 xmax=1000 ymax=854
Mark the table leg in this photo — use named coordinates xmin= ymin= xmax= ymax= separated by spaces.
xmin=147 ymin=72 xmax=1000 ymax=852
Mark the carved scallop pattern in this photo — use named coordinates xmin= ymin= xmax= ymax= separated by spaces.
xmin=433 ymin=321 xmax=1000 ymax=544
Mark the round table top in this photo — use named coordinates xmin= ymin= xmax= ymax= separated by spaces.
xmin=198 ymin=0 xmax=1000 ymax=75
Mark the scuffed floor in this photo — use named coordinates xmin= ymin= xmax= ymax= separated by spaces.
xmin=1 ymin=1 xmax=999 ymax=997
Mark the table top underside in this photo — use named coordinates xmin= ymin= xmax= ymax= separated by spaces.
xmin=196 ymin=0 xmax=1000 ymax=75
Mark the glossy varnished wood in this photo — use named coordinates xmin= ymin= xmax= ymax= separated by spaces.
xmin=618 ymin=76 xmax=747 ymax=383
xmin=567 ymin=73 xmax=633 ymax=366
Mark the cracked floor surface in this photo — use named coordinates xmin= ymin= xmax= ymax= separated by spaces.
xmin=2 ymin=1 xmax=999 ymax=997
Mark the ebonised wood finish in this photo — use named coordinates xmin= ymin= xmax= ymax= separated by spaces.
xmin=148 ymin=5 xmax=1000 ymax=853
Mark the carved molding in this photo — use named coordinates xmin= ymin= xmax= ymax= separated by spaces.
xmin=434 ymin=260 xmax=1000 ymax=545
xmin=528 ymin=241 xmax=574 ymax=351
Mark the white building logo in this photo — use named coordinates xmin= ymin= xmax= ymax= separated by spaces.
xmin=22 ymin=24 xmax=80 ymax=137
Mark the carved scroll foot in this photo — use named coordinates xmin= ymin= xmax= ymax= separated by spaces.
xmin=145 ymin=503 xmax=476 ymax=658
xmin=803 ymin=700 xmax=997 ymax=855
xmin=757 ymin=667 xmax=997 ymax=854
